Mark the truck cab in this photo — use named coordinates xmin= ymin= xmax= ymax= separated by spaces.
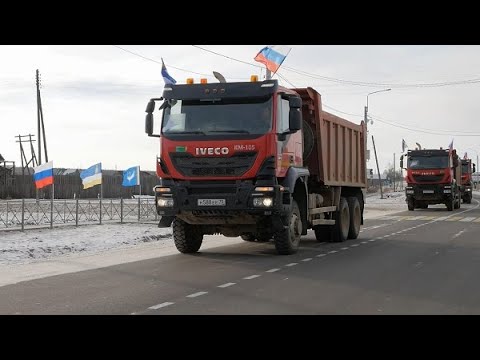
xmin=402 ymin=149 xmax=461 ymax=211
xmin=460 ymin=159 xmax=475 ymax=204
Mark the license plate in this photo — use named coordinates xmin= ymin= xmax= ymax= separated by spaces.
xmin=423 ymin=190 xmax=434 ymax=194
xmin=197 ymin=199 xmax=226 ymax=206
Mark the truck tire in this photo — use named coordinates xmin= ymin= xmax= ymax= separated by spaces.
xmin=331 ymin=197 xmax=350 ymax=243
xmin=241 ymin=234 xmax=256 ymax=242
xmin=446 ymin=197 xmax=454 ymax=211
xmin=347 ymin=197 xmax=361 ymax=239
xmin=274 ymin=200 xmax=302 ymax=255
xmin=466 ymin=193 xmax=472 ymax=204
xmin=407 ymin=198 xmax=415 ymax=211
xmin=314 ymin=225 xmax=331 ymax=242
xmin=172 ymin=218 xmax=203 ymax=253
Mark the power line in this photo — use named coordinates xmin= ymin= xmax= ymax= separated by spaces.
xmin=190 ymin=45 xmax=480 ymax=89
xmin=369 ymin=114 xmax=480 ymax=136
xmin=191 ymin=45 xmax=263 ymax=69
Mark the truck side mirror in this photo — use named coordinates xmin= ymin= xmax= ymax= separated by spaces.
xmin=400 ymin=155 xmax=404 ymax=169
xmin=145 ymin=113 xmax=154 ymax=135
xmin=146 ymin=100 xmax=155 ymax=113
xmin=473 ymin=163 xmax=476 ymax=173
xmin=289 ymin=108 xmax=302 ymax=132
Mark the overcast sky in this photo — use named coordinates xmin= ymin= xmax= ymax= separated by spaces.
xmin=1 ymin=45 xmax=480 ymax=173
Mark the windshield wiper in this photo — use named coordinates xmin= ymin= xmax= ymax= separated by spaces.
xmin=207 ymin=130 xmax=251 ymax=134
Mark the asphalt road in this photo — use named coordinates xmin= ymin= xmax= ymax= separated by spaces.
xmin=1 ymin=197 xmax=480 ymax=314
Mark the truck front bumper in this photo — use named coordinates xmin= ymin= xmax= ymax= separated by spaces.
xmin=154 ymin=180 xmax=288 ymax=224
xmin=405 ymin=184 xmax=454 ymax=203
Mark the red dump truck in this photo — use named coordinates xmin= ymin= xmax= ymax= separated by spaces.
xmin=145 ymin=77 xmax=367 ymax=255
xmin=460 ymin=158 xmax=475 ymax=204
xmin=401 ymin=148 xmax=461 ymax=211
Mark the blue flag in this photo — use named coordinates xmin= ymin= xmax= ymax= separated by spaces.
xmin=122 ymin=166 xmax=140 ymax=187
xmin=161 ymin=58 xmax=176 ymax=85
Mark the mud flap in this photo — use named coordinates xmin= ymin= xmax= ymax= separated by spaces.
xmin=158 ymin=216 xmax=174 ymax=228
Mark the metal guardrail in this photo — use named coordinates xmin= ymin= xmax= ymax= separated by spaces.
xmin=0 ymin=198 xmax=158 ymax=231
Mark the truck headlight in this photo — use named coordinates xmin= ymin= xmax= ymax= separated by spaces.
xmin=157 ymin=198 xmax=174 ymax=207
xmin=444 ymin=189 xmax=451 ymax=193
xmin=253 ymin=197 xmax=273 ymax=207
xmin=406 ymin=190 xmax=414 ymax=194
xmin=467 ymin=188 xmax=472 ymax=192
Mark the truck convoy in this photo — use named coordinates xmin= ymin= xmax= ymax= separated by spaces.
xmin=145 ymin=76 xmax=367 ymax=255
xmin=401 ymin=148 xmax=461 ymax=211
xmin=460 ymin=158 xmax=475 ymax=204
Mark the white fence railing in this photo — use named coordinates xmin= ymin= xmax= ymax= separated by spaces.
xmin=0 ymin=198 xmax=158 ymax=231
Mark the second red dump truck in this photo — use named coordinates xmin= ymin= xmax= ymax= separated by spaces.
xmin=145 ymin=77 xmax=367 ymax=255
xmin=401 ymin=148 xmax=461 ymax=211
xmin=460 ymin=158 xmax=475 ymax=204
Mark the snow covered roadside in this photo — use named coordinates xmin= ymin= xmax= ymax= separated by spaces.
xmin=364 ymin=191 xmax=408 ymax=219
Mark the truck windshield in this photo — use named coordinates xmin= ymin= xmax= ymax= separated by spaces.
xmin=161 ymin=96 xmax=272 ymax=135
xmin=408 ymin=156 xmax=449 ymax=169
xmin=462 ymin=163 xmax=469 ymax=174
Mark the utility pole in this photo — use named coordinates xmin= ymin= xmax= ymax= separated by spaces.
xmin=372 ymin=135 xmax=383 ymax=199
xmin=36 ymin=69 xmax=48 ymax=164
xmin=393 ymin=153 xmax=396 ymax=192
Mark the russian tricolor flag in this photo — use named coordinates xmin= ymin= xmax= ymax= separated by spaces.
xmin=254 ymin=45 xmax=291 ymax=74
xmin=33 ymin=161 xmax=54 ymax=189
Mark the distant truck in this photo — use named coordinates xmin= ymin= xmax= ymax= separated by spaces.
xmin=401 ymin=148 xmax=461 ymax=211
xmin=145 ymin=77 xmax=367 ymax=255
xmin=460 ymin=158 xmax=475 ymax=203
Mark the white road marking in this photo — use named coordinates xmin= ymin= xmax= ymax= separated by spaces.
xmin=266 ymin=268 xmax=280 ymax=273
xmin=369 ymin=239 xmax=376 ymax=242
xmin=351 ymin=244 xmax=360 ymax=247
xmin=285 ymin=263 xmax=298 ymax=267
xmin=243 ymin=275 xmax=261 ymax=280
xmin=328 ymin=250 xmax=338 ymax=254
xmin=186 ymin=291 xmax=208 ymax=298
xmin=301 ymin=258 xmax=313 ymax=262
xmin=317 ymin=254 xmax=327 ymax=257
xmin=460 ymin=217 xmax=476 ymax=222
xmin=453 ymin=229 xmax=467 ymax=239
xmin=218 ymin=282 xmax=236 ymax=288
xmin=148 ymin=302 xmax=174 ymax=310
xmin=341 ymin=247 xmax=349 ymax=250
xmin=361 ymin=241 xmax=368 ymax=244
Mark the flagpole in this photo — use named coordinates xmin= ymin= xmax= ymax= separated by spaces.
xmin=100 ymin=172 xmax=103 ymax=225
xmin=139 ymin=166 xmax=141 ymax=197
xmin=50 ymin=183 xmax=54 ymax=229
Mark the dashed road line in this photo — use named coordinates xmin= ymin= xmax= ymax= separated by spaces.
xmin=243 ymin=275 xmax=261 ymax=280
xmin=317 ymin=254 xmax=327 ymax=257
xmin=186 ymin=291 xmax=208 ymax=298
xmin=148 ymin=302 xmax=174 ymax=310
xmin=218 ymin=282 xmax=236 ymax=288
xmin=341 ymin=247 xmax=349 ymax=250
xmin=328 ymin=250 xmax=338 ymax=254
xmin=301 ymin=258 xmax=313 ymax=262
xmin=266 ymin=268 xmax=280 ymax=273
xmin=351 ymin=244 xmax=360 ymax=247
xmin=285 ymin=263 xmax=298 ymax=267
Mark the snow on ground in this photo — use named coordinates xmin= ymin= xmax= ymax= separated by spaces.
xmin=0 ymin=223 xmax=172 ymax=266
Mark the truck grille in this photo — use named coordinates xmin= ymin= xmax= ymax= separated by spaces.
xmin=170 ymin=152 xmax=257 ymax=177
xmin=412 ymin=174 xmax=444 ymax=183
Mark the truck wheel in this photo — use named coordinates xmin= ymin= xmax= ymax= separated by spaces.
xmin=274 ymin=200 xmax=302 ymax=255
xmin=314 ymin=225 xmax=331 ymax=242
xmin=407 ymin=198 xmax=415 ymax=211
xmin=466 ymin=194 xmax=472 ymax=204
xmin=331 ymin=197 xmax=350 ymax=243
xmin=347 ymin=197 xmax=361 ymax=239
xmin=241 ymin=234 xmax=256 ymax=242
xmin=446 ymin=197 xmax=454 ymax=211
xmin=172 ymin=218 xmax=203 ymax=253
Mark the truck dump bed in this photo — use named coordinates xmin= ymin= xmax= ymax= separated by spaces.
xmin=294 ymin=87 xmax=367 ymax=187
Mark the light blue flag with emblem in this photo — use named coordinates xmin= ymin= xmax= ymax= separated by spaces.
xmin=122 ymin=166 xmax=140 ymax=187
